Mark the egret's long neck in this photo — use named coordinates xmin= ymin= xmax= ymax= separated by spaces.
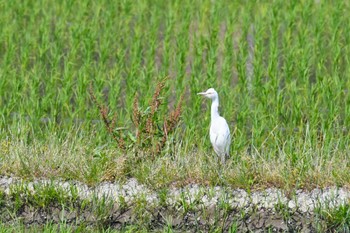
xmin=211 ymin=97 xmax=220 ymax=121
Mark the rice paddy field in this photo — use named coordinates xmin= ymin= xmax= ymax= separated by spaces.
xmin=1 ymin=0 xmax=350 ymax=193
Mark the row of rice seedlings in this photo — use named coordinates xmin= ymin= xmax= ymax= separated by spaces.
xmin=0 ymin=1 xmax=350 ymax=187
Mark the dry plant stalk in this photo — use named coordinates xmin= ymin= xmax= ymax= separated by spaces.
xmin=89 ymin=83 xmax=125 ymax=150
xmin=90 ymin=79 xmax=183 ymax=156
xmin=146 ymin=78 xmax=167 ymax=135
xmin=132 ymin=93 xmax=141 ymax=143
xmin=156 ymin=93 xmax=184 ymax=154
xmin=167 ymin=93 xmax=184 ymax=131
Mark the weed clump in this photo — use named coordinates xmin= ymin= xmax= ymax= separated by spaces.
xmin=89 ymin=85 xmax=126 ymax=150
xmin=89 ymin=79 xmax=184 ymax=157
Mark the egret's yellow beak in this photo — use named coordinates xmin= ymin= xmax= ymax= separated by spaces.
xmin=197 ymin=92 xmax=206 ymax=96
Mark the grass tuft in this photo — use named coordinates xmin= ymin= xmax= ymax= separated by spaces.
xmin=90 ymin=78 xmax=184 ymax=157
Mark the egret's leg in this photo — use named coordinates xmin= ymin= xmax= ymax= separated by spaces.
xmin=217 ymin=155 xmax=226 ymax=185
xmin=221 ymin=155 xmax=225 ymax=165
xmin=225 ymin=153 xmax=230 ymax=161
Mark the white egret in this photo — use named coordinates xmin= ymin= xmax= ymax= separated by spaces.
xmin=198 ymin=88 xmax=231 ymax=164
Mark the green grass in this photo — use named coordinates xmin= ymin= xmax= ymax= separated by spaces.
xmin=0 ymin=221 xmax=136 ymax=233
xmin=0 ymin=222 xmax=236 ymax=233
xmin=315 ymin=203 xmax=350 ymax=232
xmin=1 ymin=0 xmax=350 ymax=190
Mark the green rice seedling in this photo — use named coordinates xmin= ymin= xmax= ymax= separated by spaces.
xmin=0 ymin=0 xmax=350 ymax=190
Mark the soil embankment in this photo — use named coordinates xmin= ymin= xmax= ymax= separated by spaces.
xmin=0 ymin=176 xmax=349 ymax=232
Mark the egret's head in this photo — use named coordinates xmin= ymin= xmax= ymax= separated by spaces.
xmin=197 ymin=88 xmax=218 ymax=100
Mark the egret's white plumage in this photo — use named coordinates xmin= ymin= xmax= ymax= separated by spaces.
xmin=198 ymin=88 xmax=231 ymax=164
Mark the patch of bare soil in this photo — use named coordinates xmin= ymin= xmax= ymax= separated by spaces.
xmin=0 ymin=198 xmax=323 ymax=232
